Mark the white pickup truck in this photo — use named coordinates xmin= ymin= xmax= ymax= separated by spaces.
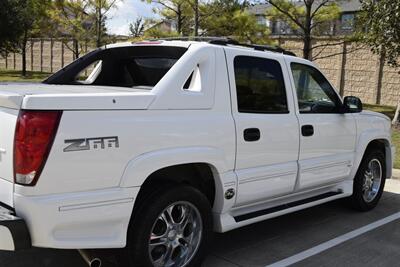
xmin=0 ymin=39 xmax=394 ymax=267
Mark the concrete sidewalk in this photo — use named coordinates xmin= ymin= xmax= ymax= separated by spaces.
xmin=392 ymin=168 xmax=400 ymax=179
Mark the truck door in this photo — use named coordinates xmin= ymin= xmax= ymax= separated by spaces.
xmin=224 ymin=48 xmax=300 ymax=207
xmin=285 ymin=58 xmax=357 ymax=190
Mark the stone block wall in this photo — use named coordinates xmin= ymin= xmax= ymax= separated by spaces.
xmin=0 ymin=39 xmax=91 ymax=73
xmin=277 ymin=37 xmax=400 ymax=106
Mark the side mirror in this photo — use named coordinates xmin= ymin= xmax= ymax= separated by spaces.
xmin=343 ymin=96 xmax=363 ymax=113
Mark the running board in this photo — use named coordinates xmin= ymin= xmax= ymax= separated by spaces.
xmin=234 ymin=191 xmax=343 ymax=222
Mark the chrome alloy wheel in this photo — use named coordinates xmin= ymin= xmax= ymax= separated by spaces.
xmin=362 ymin=159 xmax=382 ymax=203
xmin=148 ymin=201 xmax=203 ymax=267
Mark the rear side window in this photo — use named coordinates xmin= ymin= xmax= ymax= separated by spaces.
xmin=44 ymin=46 xmax=187 ymax=89
xmin=234 ymin=56 xmax=288 ymax=113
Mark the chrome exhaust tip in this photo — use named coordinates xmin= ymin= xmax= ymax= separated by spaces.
xmin=78 ymin=249 xmax=102 ymax=267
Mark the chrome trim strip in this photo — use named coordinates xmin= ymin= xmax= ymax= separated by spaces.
xmin=239 ymin=170 xmax=297 ymax=185
xmin=301 ymin=161 xmax=351 ymax=172
xmin=59 ymin=198 xmax=134 ymax=212
xmin=224 ymin=181 xmax=236 ymax=187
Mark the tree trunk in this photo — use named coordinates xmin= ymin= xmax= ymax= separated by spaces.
xmin=194 ymin=0 xmax=199 ymax=36
xmin=96 ymin=1 xmax=102 ymax=48
xmin=303 ymin=34 xmax=312 ymax=60
xmin=375 ymin=48 xmax=386 ymax=105
xmin=21 ymin=30 xmax=28 ymax=77
xmin=303 ymin=2 xmax=312 ymax=60
xmin=177 ymin=6 xmax=182 ymax=35
xmin=73 ymin=39 xmax=79 ymax=60
xmin=393 ymin=101 xmax=400 ymax=125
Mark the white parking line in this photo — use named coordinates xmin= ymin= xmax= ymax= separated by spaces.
xmin=266 ymin=211 xmax=400 ymax=267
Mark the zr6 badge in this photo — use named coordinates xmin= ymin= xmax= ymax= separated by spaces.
xmin=63 ymin=136 xmax=119 ymax=152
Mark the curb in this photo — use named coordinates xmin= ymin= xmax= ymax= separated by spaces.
xmin=392 ymin=169 xmax=400 ymax=179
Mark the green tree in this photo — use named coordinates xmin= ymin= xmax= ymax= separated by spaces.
xmin=129 ymin=17 xmax=145 ymax=37
xmin=141 ymin=18 xmax=180 ymax=38
xmin=89 ymin=0 xmax=119 ymax=47
xmin=184 ymin=0 xmax=202 ymax=36
xmin=0 ymin=0 xmax=26 ymax=55
xmin=143 ymin=0 xmax=193 ymax=35
xmin=50 ymin=0 xmax=92 ymax=59
xmin=266 ymin=0 xmax=341 ymax=59
xmin=143 ymin=26 xmax=180 ymax=38
xmin=193 ymin=0 xmax=199 ymax=36
xmin=360 ymin=0 xmax=400 ymax=123
xmin=201 ymin=0 xmax=269 ymax=43
xmin=19 ymin=0 xmax=53 ymax=76
xmin=360 ymin=0 xmax=400 ymax=68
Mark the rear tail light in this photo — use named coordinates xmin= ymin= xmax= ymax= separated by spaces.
xmin=14 ymin=110 xmax=62 ymax=186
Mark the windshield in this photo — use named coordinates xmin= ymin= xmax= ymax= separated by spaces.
xmin=44 ymin=46 xmax=188 ymax=89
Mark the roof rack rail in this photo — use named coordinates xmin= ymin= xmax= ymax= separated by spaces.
xmin=150 ymin=36 xmax=234 ymax=42
xmin=208 ymin=39 xmax=296 ymax=56
xmin=151 ymin=36 xmax=296 ymax=57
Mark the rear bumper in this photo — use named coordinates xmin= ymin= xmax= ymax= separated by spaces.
xmin=0 ymin=205 xmax=31 ymax=251
xmin=14 ymin=186 xmax=139 ymax=249
xmin=0 ymin=178 xmax=14 ymax=208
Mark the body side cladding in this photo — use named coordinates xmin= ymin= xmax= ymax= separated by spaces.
xmin=119 ymin=147 xmax=237 ymax=214
xmin=119 ymin=146 xmax=232 ymax=188
xmin=14 ymin=187 xmax=139 ymax=248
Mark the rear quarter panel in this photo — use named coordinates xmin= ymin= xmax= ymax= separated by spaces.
xmin=14 ymin=109 xmax=236 ymax=196
xmin=0 ymin=107 xmax=19 ymax=207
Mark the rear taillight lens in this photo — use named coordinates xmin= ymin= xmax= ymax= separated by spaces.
xmin=14 ymin=110 xmax=62 ymax=186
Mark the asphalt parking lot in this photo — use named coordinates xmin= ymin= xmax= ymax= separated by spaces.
xmin=1 ymin=179 xmax=400 ymax=267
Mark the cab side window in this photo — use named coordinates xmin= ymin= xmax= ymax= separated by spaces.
xmin=234 ymin=56 xmax=288 ymax=114
xmin=291 ymin=63 xmax=341 ymax=113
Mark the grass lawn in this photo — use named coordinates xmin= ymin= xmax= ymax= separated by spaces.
xmin=363 ymin=103 xmax=397 ymax=120
xmin=0 ymin=69 xmax=51 ymax=82
xmin=391 ymin=129 xmax=400 ymax=169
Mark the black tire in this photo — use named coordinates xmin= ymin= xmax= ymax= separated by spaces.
xmin=121 ymin=185 xmax=213 ymax=267
xmin=350 ymin=149 xmax=386 ymax=211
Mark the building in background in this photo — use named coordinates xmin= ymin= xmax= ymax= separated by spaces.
xmin=143 ymin=20 xmax=177 ymax=35
xmin=248 ymin=0 xmax=361 ymax=36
